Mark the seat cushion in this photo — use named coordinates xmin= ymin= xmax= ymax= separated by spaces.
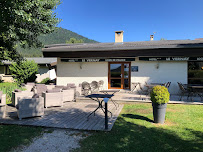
xmin=36 ymin=85 xmax=47 ymax=95
xmin=62 ymin=86 xmax=70 ymax=90
xmin=46 ymin=88 xmax=61 ymax=93
xmin=55 ymin=85 xmax=64 ymax=89
xmin=67 ymin=83 xmax=76 ymax=88
xmin=26 ymin=82 xmax=35 ymax=86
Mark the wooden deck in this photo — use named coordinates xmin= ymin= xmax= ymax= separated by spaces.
xmin=0 ymin=102 xmax=123 ymax=131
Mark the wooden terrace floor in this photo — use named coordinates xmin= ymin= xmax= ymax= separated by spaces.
xmin=0 ymin=102 xmax=123 ymax=131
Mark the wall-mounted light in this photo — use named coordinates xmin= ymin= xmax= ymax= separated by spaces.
xmin=79 ymin=63 xmax=82 ymax=69
xmin=155 ymin=63 xmax=159 ymax=69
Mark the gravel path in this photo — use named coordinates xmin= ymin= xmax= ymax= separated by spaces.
xmin=14 ymin=129 xmax=91 ymax=152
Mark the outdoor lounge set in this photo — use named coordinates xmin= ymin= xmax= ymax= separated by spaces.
xmin=10 ymin=82 xmax=81 ymax=120
xmin=1 ymin=80 xmax=104 ymax=120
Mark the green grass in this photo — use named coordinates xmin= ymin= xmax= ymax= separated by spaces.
xmin=76 ymin=103 xmax=203 ymax=152
xmin=0 ymin=82 xmax=25 ymax=104
xmin=0 ymin=125 xmax=42 ymax=152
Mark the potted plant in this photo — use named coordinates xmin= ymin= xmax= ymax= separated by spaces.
xmin=150 ymin=85 xmax=170 ymax=124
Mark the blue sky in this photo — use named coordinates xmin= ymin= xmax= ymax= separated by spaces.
xmin=56 ymin=0 xmax=203 ymax=42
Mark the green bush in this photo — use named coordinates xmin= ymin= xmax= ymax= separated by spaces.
xmin=9 ymin=60 xmax=39 ymax=85
xmin=40 ymin=78 xmax=51 ymax=84
xmin=150 ymin=85 xmax=170 ymax=104
xmin=0 ymin=82 xmax=24 ymax=104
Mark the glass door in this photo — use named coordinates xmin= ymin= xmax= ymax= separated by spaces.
xmin=108 ymin=62 xmax=131 ymax=89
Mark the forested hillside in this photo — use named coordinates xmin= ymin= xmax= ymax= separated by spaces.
xmin=17 ymin=27 xmax=98 ymax=57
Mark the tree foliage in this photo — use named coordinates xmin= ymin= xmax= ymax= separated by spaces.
xmin=66 ymin=38 xmax=84 ymax=44
xmin=9 ymin=60 xmax=39 ymax=85
xmin=0 ymin=0 xmax=61 ymax=61
xmin=16 ymin=27 xmax=98 ymax=57
xmin=150 ymin=85 xmax=170 ymax=104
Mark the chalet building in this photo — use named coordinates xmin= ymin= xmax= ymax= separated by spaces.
xmin=42 ymin=31 xmax=203 ymax=94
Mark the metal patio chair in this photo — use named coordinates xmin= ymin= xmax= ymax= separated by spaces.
xmin=165 ymin=82 xmax=171 ymax=89
xmin=98 ymin=80 xmax=104 ymax=90
xmin=130 ymin=82 xmax=140 ymax=94
xmin=138 ymin=83 xmax=150 ymax=98
xmin=82 ymin=81 xmax=91 ymax=95
xmin=177 ymin=82 xmax=192 ymax=101
xmin=90 ymin=81 xmax=99 ymax=93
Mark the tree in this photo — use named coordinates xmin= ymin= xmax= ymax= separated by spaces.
xmin=0 ymin=0 xmax=61 ymax=61
xmin=66 ymin=38 xmax=84 ymax=44
xmin=9 ymin=60 xmax=39 ymax=85
xmin=160 ymin=38 xmax=167 ymax=40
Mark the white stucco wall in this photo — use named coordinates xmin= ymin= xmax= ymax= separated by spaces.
xmin=57 ymin=58 xmax=187 ymax=94
xmin=57 ymin=58 xmax=108 ymax=89
xmin=131 ymin=59 xmax=187 ymax=94
xmin=35 ymin=65 xmax=50 ymax=83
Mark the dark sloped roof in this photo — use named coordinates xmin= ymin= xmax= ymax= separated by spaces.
xmin=27 ymin=58 xmax=57 ymax=64
xmin=42 ymin=40 xmax=203 ymax=58
xmin=43 ymin=40 xmax=203 ymax=52
xmin=1 ymin=58 xmax=57 ymax=65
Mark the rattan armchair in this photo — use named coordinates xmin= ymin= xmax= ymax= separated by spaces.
xmin=0 ymin=91 xmax=6 ymax=118
xmin=17 ymin=96 xmax=44 ymax=120
xmin=42 ymin=90 xmax=63 ymax=108
xmin=11 ymin=91 xmax=34 ymax=107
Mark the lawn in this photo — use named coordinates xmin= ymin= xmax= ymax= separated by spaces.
xmin=0 ymin=82 xmax=24 ymax=104
xmin=0 ymin=125 xmax=42 ymax=152
xmin=77 ymin=103 xmax=203 ymax=152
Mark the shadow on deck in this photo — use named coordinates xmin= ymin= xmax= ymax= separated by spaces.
xmin=0 ymin=102 xmax=123 ymax=131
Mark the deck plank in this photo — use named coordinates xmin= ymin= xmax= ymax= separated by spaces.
xmin=0 ymin=102 xmax=123 ymax=131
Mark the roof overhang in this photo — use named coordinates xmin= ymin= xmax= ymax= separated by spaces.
xmin=42 ymin=40 xmax=203 ymax=58
xmin=43 ymin=48 xmax=203 ymax=58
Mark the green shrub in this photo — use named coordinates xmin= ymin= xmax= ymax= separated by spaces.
xmin=0 ymin=82 xmax=24 ymax=104
xmin=40 ymin=78 xmax=51 ymax=84
xmin=150 ymin=85 xmax=170 ymax=104
xmin=9 ymin=60 xmax=39 ymax=85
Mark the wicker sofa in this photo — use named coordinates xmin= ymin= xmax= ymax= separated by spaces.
xmin=62 ymin=89 xmax=75 ymax=102
xmin=42 ymin=90 xmax=63 ymax=108
xmin=11 ymin=91 xmax=34 ymax=107
xmin=17 ymin=96 xmax=44 ymax=120
xmin=55 ymin=85 xmax=75 ymax=102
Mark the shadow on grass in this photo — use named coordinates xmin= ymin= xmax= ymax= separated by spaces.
xmin=122 ymin=114 xmax=154 ymax=123
xmin=77 ymin=116 xmax=203 ymax=152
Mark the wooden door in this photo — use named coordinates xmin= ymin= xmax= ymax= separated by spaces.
xmin=108 ymin=62 xmax=131 ymax=89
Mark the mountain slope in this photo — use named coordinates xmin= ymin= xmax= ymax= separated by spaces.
xmin=17 ymin=27 xmax=98 ymax=57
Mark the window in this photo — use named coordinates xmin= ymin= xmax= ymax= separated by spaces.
xmin=188 ymin=62 xmax=203 ymax=84
xmin=5 ymin=66 xmax=11 ymax=75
